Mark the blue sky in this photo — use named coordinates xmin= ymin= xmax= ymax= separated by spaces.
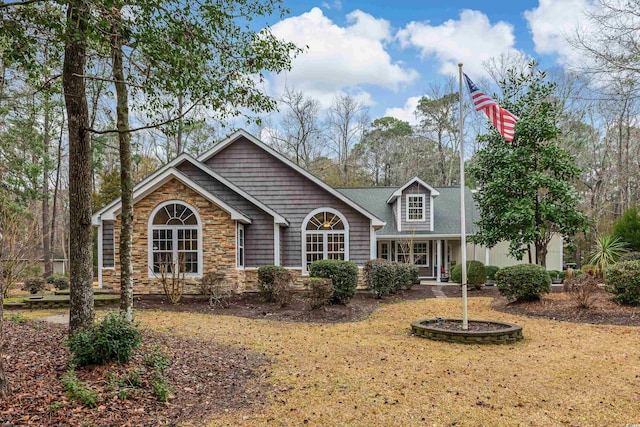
xmin=258 ymin=0 xmax=595 ymax=124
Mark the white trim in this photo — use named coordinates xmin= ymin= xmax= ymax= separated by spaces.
xmin=147 ymin=200 xmax=204 ymax=279
xmin=406 ymin=194 xmax=426 ymax=222
xmin=437 ymin=239 xmax=442 ymax=281
xmin=396 ymin=199 xmax=402 ymax=232
xmin=376 ymin=233 xmax=472 ymax=239
xmin=274 ymin=222 xmax=281 ymax=266
xmin=301 ymin=207 xmax=350 ymax=274
xmin=237 ymin=223 xmax=245 ymax=269
xmin=94 ymin=168 xmax=251 ymax=225
xmin=97 ymin=222 xmax=103 ymax=288
xmin=386 ymin=176 xmax=440 ymax=204
xmin=197 ymin=129 xmax=385 ymax=227
xmin=369 ymin=225 xmax=376 ymax=260
xmin=430 ymin=195 xmax=435 ymax=231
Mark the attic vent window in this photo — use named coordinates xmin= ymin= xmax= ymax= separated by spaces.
xmin=407 ymin=195 xmax=426 ymax=222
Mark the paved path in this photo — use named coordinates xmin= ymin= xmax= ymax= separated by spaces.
xmin=430 ymin=286 xmax=447 ymax=298
xmin=38 ymin=314 xmax=69 ymax=324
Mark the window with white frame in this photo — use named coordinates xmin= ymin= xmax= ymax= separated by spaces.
xmin=396 ymin=241 xmax=411 ymax=263
xmin=150 ymin=202 xmax=200 ymax=275
xmin=380 ymin=242 xmax=389 ymax=260
xmin=413 ymin=242 xmax=429 ymax=265
xmin=406 ymin=194 xmax=425 ymax=221
xmin=237 ymin=224 xmax=245 ymax=268
xmin=303 ymin=209 xmax=348 ymax=271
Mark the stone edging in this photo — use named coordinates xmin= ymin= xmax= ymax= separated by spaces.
xmin=411 ymin=318 xmax=523 ymax=344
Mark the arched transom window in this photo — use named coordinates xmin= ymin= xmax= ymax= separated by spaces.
xmin=302 ymin=209 xmax=349 ymax=272
xmin=149 ymin=201 xmax=201 ymax=275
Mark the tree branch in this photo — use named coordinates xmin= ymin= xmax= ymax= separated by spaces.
xmin=0 ymin=0 xmax=46 ymax=8
xmin=86 ymin=97 xmax=205 ymax=135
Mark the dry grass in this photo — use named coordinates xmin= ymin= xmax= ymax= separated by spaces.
xmin=137 ymin=298 xmax=640 ymax=427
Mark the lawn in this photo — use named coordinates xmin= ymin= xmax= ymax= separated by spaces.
xmin=137 ymin=297 xmax=640 ymax=426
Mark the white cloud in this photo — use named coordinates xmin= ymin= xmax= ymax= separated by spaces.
xmin=270 ymin=7 xmax=419 ymax=108
xmin=384 ymin=96 xmax=421 ymax=125
xmin=396 ymin=9 xmax=522 ymax=78
xmin=321 ymin=0 xmax=342 ymax=11
xmin=524 ymin=0 xmax=596 ymax=68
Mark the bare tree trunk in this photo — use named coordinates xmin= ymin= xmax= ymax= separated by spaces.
xmin=42 ymin=88 xmax=52 ymax=277
xmin=0 ymin=208 xmax=9 ymax=396
xmin=110 ymin=6 xmax=134 ymax=321
xmin=50 ymin=108 xmax=65 ymax=258
xmin=63 ymin=0 xmax=94 ymax=335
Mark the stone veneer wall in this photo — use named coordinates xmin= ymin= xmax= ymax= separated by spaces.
xmin=102 ymin=178 xmax=246 ymax=294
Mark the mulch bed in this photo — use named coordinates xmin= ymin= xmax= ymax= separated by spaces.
xmin=492 ymin=287 xmax=640 ymax=326
xmin=133 ymin=285 xmax=498 ymax=323
xmin=0 ymin=320 xmax=270 ymax=426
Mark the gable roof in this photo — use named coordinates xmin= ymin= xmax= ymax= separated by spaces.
xmin=338 ymin=186 xmax=477 ymax=237
xmin=92 ymin=166 xmax=252 ymax=225
xmin=92 ymin=154 xmax=289 ymax=226
xmin=386 ymin=176 xmax=440 ymax=204
xmin=198 ymin=129 xmax=385 ymax=228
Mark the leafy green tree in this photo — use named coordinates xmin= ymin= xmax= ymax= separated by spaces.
xmin=469 ymin=63 xmax=588 ymax=267
xmin=612 ymin=206 xmax=640 ymax=252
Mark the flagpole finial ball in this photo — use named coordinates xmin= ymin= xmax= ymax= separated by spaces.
xmin=458 ymin=63 xmax=463 ymax=67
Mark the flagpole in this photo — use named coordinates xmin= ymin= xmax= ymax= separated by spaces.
xmin=458 ymin=63 xmax=468 ymax=330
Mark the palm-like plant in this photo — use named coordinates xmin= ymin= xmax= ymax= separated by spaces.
xmin=589 ymin=235 xmax=628 ymax=277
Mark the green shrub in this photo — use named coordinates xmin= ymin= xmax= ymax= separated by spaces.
xmin=394 ymin=263 xmax=418 ymax=291
xmin=23 ymin=277 xmax=46 ymax=294
xmin=257 ymin=266 xmax=293 ymax=306
xmin=53 ymin=276 xmax=70 ymax=290
xmin=604 ymin=260 xmax=640 ymax=305
xmin=364 ymin=259 xmax=395 ymax=299
xmin=496 ymin=264 xmax=551 ymax=302
xmin=67 ymin=311 xmax=142 ymax=366
xmin=620 ymin=252 xmax=640 ymax=262
xmin=301 ymin=278 xmax=334 ymax=310
xmin=309 ymin=259 xmax=358 ymax=304
xmin=152 ymin=375 xmax=170 ymax=402
xmin=61 ymin=367 xmax=98 ymax=408
xmin=451 ymin=260 xmax=487 ymax=289
xmin=485 ymin=265 xmax=500 ymax=281
xmin=547 ymin=270 xmax=565 ymax=281
xmin=142 ymin=345 xmax=171 ymax=372
xmin=45 ymin=275 xmax=57 ymax=284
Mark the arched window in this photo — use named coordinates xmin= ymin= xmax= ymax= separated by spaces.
xmin=149 ymin=201 xmax=201 ymax=276
xmin=302 ymin=208 xmax=349 ymax=272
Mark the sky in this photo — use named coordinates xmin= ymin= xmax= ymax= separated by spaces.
xmin=257 ymin=0 xmax=596 ymax=125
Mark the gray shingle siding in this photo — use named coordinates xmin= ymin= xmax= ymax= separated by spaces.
xmin=102 ymin=221 xmax=115 ymax=268
xmin=176 ymin=162 xmax=274 ymax=267
xmin=400 ymin=182 xmax=432 ymax=232
xmin=205 ymin=137 xmax=372 ymax=266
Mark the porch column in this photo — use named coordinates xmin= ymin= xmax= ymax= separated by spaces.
xmin=485 ymin=247 xmax=490 ymax=266
xmin=436 ymin=239 xmax=442 ymax=281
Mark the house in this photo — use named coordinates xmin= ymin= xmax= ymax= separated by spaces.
xmin=92 ymin=129 xmax=563 ymax=293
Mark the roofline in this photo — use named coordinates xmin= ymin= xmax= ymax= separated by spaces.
xmin=198 ymin=129 xmax=386 ymax=227
xmin=386 ymin=176 xmax=440 ymax=204
xmin=91 ymin=168 xmax=252 ymax=225
xmin=92 ymin=153 xmax=289 ymax=226
xmin=376 ymin=233 xmax=474 ymax=239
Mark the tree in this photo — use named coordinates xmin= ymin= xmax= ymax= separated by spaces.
xmin=327 ymin=94 xmax=368 ymax=186
xmin=612 ymin=206 xmax=640 ymax=252
xmin=469 ymin=63 xmax=588 ymax=267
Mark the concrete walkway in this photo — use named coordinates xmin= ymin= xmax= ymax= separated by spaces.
xmin=38 ymin=313 xmax=69 ymax=324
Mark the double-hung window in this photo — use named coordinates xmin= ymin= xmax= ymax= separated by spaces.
xmin=303 ymin=209 xmax=349 ymax=272
xmin=406 ymin=195 xmax=425 ymax=221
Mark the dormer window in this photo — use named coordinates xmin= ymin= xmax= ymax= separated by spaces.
xmin=407 ymin=195 xmax=425 ymax=221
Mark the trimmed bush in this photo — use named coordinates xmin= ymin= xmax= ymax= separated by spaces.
xmin=310 ymin=259 xmax=358 ymax=304
xmin=604 ymin=260 xmax=640 ymax=305
xmin=451 ymin=260 xmax=487 ymax=289
xmin=45 ymin=275 xmax=57 ymax=284
xmin=395 ymin=263 xmax=419 ymax=291
xmin=620 ymin=252 xmax=640 ymax=262
xmin=23 ymin=277 xmax=46 ymax=294
xmin=53 ymin=276 xmax=70 ymax=290
xmin=257 ymin=266 xmax=293 ymax=306
xmin=67 ymin=311 xmax=142 ymax=366
xmin=364 ymin=259 xmax=395 ymax=298
xmin=547 ymin=270 xmax=565 ymax=281
xmin=302 ymin=278 xmax=334 ymax=310
xmin=485 ymin=265 xmax=500 ymax=281
xmin=496 ymin=264 xmax=551 ymax=302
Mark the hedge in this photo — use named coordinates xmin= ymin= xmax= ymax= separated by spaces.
xmin=604 ymin=260 xmax=640 ymax=305
xmin=257 ymin=266 xmax=293 ymax=306
xmin=496 ymin=264 xmax=551 ymax=302
xmin=451 ymin=260 xmax=487 ymax=289
xmin=310 ymin=260 xmax=358 ymax=304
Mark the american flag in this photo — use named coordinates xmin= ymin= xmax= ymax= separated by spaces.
xmin=464 ymin=73 xmax=518 ymax=142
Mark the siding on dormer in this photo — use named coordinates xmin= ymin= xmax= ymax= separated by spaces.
xmin=399 ymin=182 xmax=432 ymax=232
